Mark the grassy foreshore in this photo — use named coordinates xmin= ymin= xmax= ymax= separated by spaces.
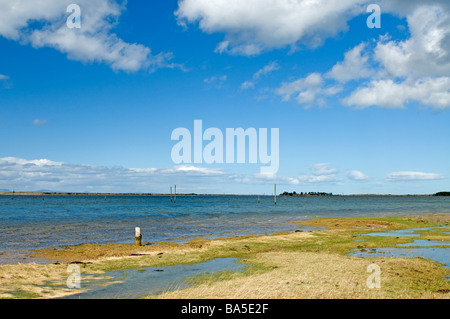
xmin=0 ymin=215 xmax=449 ymax=299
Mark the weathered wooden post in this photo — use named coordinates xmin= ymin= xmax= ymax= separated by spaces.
xmin=135 ymin=227 xmax=142 ymax=246
xmin=174 ymin=185 xmax=176 ymax=203
xmin=274 ymin=184 xmax=277 ymax=205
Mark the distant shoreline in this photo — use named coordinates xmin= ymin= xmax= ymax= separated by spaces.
xmin=0 ymin=191 xmax=442 ymax=197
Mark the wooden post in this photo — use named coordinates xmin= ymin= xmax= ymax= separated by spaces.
xmin=170 ymin=186 xmax=172 ymax=202
xmin=174 ymin=185 xmax=176 ymax=203
xmin=257 ymin=195 xmax=260 ymax=203
xmin=135 ymin=227 xmax=142 ymax=246
xmin=274 ymin=184 xmax=277 ymax=205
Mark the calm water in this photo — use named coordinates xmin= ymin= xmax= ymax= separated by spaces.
xmin=1 ymin=195 xmax=449 ymax=264
xmin=349 ymin=225 xmax=450 ymax=268
xmin=62 ymin=257 xmax=244 ymax=299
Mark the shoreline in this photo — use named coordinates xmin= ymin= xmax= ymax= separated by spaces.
xmin=0 ymin=191 xmax=439 ymax=197
xmin=0 ymin=215 xmax=449 ymax=299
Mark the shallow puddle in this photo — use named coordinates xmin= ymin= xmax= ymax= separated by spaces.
xmin=398 ymin=240 xmax=450 ymax=247
xmin=365 ymin=228 xmax=425 ymax=237
xmin=350 ymin=225 xmax=450 ymax=270
xmin=349 ymin=247 xmax=450 ymax=269
xmin=61 ymin=257 xmax=244 ymax=299
xmin=365 ymin=225 xmax=450 ymax=238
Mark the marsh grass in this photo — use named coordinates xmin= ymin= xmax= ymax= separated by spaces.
xmin=1 ymin=216 xmax=449 ymax=299
xmin=148 ymin=251 xmax=450 ymax=299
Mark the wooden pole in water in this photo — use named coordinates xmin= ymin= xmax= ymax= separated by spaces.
xmin=170 ymin=186 xmax=172 ymax=202
xmin=274 ymin=184 xmax=277 ymax=205
xmin=257 ymin=195 xmax=260 ymax=203
xmin=174 ymin=185 xmax=176 ymax=203
xmin=135 ymin=227 xmax=142 ymax=246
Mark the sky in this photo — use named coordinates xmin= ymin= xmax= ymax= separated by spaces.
xmin=0 ymin=0 xmax=449 ymax=195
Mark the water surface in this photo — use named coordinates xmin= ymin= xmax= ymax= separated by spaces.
xmin=1 ymin=195 xmax=449 ymax=264
xmin=62 ymin=257 xmax=243 ymax=299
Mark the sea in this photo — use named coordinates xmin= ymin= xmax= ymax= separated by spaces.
xmin=1 ymin=195 xmax=449 ymax=264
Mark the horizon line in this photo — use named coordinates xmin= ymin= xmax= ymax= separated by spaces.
xmin=1 ymin=191 xmax=446 ymax=197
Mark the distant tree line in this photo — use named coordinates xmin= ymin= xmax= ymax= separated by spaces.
xmin=280 ymin=191 xmax=333 ymax=196
xmin=434 ymin=192 xmax=450 ymax=196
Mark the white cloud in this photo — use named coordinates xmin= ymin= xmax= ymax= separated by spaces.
xmin=0 ymin=157 xmax=352 ymax=192
xmin=374 ymin=5 xmax=450 ymax=79
xmin=253 ymin=172 xmax=300 ymax=185
xmin=379 ymin=0 xmax=450 ymax=21
xmin=253 ymin=62 xmax=280 ymax=80
xmin=347 ymin=170 xmax=369 ymax=181
xmin=241 ymin=61 xmax=280 ymax=90
xmin=204 ymin=75 xmax=227 ymax=87
xmin=292 ymin=163 xmax=342 ymax=184
xmin=276 ymin=73 xmax=342 ymax=107
xmin=344 ymin=4 xmax=450 ymax=110
xmin=175 ymin=0 xmax=368 ymax=55
xmin=0 ymin=74 xmax=9 ymax=80
xmin=241 ymin=81 xmax=255 ymax=90
xmin=204 ymin=75 xmax=226 ymax=83
xmin=0 ymin=157 xmax=63 ymax=167
xmin=298 ymin=174 xmax=342 ymax=184
xmin=311 ymin=163 xmax=338 ymax=176
xmin=250 ymin=163 xmax=344 ymax=185
xmin=269 ymin=3 xmax=450 ymax=110
xmin=0 ymin=157 xmax=227 ymax=192
xmin=0 ymin=0 xmax=177 ymax=72
xmin=386 ymin=171 xmax=445 ymax=182
xmin=326 ymin=43 xmax=374 ymax=83
xmin=160 ymin=165 xmax=224 ymax=176
xmin=344 ymin=77 xmax=450 ymax=109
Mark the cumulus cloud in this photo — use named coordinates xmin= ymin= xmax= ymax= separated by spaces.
xmin=0 ymin=0 xmax=177 ymax=72
xmin=269 ymin=3 xmax=450 ymax=110
xmin=374 ymin=6 xmax=450 ymax=79
xmin=344 ymin=77 xmax=450 ymax=109
xmin=325 ymin=43 xmax=374 ymax=83
xmin=386 ymin=171 xmax=445 ymax=182
xmin=276 ymin=73 xmax=342 ymax=107
xmin=344 ymin=4 xmax=450 ymax=110
xmin=175 ymin=0 xmax=367 ymax=55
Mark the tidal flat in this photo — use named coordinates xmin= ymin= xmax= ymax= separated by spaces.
xmin=0 ymin=215 xmax=449 ymax=299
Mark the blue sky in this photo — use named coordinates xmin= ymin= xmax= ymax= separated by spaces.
xmin=0 ymin=0 xmax=449 ymax=194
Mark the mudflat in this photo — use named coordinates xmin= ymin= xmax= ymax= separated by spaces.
xmin=1 ymin=215 xmax=449 ymax=299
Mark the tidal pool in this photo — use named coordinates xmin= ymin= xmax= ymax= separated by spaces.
xmin=364 ymin=228 xmax=425 ymax=237
xmin=349 ymin=225 xmax=450 ymax=270
xmin=62 ymin=257 xmax=244 ymax=299
xmin=398 ymin=240 xmax=450 ymax=247
xmin=349 ymin=247 xmax=450 ymax=269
